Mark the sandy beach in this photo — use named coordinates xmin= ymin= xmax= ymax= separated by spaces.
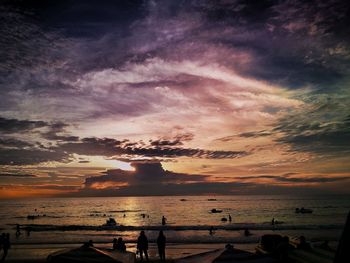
xmin=3 ymin=238 xmax=340 ymax=262
xmin=4 ymin=242 xmax=257 ymax=262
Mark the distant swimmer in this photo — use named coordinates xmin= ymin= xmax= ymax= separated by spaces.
xmin=209 ymin=226 xmax=214 ymax=235
xmin=162 ymin=216 xmax=167 ymax=226
xmin=244 ymin=228 xmax=252 ymax=236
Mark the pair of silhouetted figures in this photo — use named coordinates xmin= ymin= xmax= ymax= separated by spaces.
xmin=137 ymin=230 xmax=166 ymax=262
xmin=112 ymin=237 xmax=126 ymax=252
xmin=0 ymin=233 xmax=11 ymax=262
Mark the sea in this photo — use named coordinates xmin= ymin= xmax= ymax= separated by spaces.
xmin=0 ymin=195 xmax=349 ymax=246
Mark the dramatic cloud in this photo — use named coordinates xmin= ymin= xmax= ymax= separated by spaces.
xmin=1 ymin=0 xmax=350 ymax=197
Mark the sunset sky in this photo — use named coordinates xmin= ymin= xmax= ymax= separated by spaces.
xmin=1 ymin=0 xmax=350 ymax=198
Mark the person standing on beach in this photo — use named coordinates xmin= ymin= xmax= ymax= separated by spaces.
xmin=162 ymin=216 xmax=167 ymax=226
xmin=1 ymin=233 xmax=10 ymax=262
xmin=157 ymin=230 xmax=166 ymax=261
xmin=228 ymin=214 xmax=232 ymax=222
xmin=137 ymin=231 xmax=149 ymax=261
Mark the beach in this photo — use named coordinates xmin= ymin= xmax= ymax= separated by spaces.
xmin=0 ymin=195 xmax=348 ymax=261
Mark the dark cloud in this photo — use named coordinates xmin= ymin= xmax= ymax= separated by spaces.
xmin=41 ymin=122 xmax=79 ymax=142
xmin=0 ymin=173 xmax=37 ymax=178
xmin=274 ymin=96 xmax=350 ymax=156
xmin=0 ymin=117 xmax=48 ymax=134
xmin=58 ymin=136 xmax=247 ymax=160
xmin=150 ymin=133 xmax=194 ymax=147
xmin=82 ymin=162 xmax=253 ymax=196
xmin=0 ymin=148 xmax=69 ymax=165
xmin=234 ymin=174 xmax=350 ymax=183
xmin=0 ymin=138 xmax=33 ymax=148
xmin=84 ymin=162 xmax=208 ymax=189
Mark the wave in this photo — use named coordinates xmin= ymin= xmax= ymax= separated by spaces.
xmin=20 ymin=223 xmax=344 ymax=232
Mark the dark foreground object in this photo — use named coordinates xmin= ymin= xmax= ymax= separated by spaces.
xmin=47 ymin=245 xmax=135 ymax=263
xmin=213 ymin=248 xmax=278 ymax=263
xmin=334 ymin=211 xmax=350 ymax=263
xmin=176 ymin=247 xmax=277 ymax=263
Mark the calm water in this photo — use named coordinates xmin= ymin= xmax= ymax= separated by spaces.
xmin=0 ymin=195 xmax=349 ymax=244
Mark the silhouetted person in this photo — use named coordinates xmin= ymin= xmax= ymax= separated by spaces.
xmin=15 ymin=224 xmax=20 ymax=237
xmin=137 ymin=231 xmax=149 ymax=261
xmin=25 ymin=227 xmax=31 ymax=237
xmin=1 ymin=233 xmax=10 ymax=262
xmin=116 ymin=237 xmax=126 ymax=252
xmin=244 ymin=228 xmax=251 ymax=236
xmin=157 ymin=230 xmax=166 ymax=261
xmin=228 ymin=214 xmax=232 ymax=222
xmin=162 ymin=216 xmax=166 ymax=226
xmin=271 ymin=218 xmax=275 ymax=225
xmin=112 ymin=238 xmax=118 ymax=250
xmin=0 ymin=233 xmax=4 ymax=254
xmin=209 ymin=226 xmax=214 ymax=235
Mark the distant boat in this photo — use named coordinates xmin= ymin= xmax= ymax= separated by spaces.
xmin=208 ymin=198 xmax=217 ymax=201
xmin=27 ymin=214 xmax=45 ymax=220
xmin=211 ymin=209 xmax=223 ymax=213
xmin=295 ymin=208 xmax=313 ymax=214
xmin=180 ymin=199 xmax=187 ymax=201
xmin=103 ymin=218 xmax=117 ymax=226
xmin=221 ymin=217 xmax=228 ymax=222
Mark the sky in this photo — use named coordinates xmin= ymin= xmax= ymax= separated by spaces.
xmin=0 ymin=0 xmax=350 ymax=198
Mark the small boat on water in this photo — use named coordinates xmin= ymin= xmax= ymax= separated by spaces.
xmin=103 ymin=218 xmax=117 ymax=226
xmin=221 ymin=217 xmax=228 ymax=222
xmin=180 ymin=199 xmax=187 ymax=201
xmin=295 ymin=207 xmax=313 ymax=213
xmin=208 ymin=198 xmax=217 ymax=201
xmin=211 ymin=208 xmax=222 ymax=213
xmin=27 ymin=214 xmax=46 ymax=220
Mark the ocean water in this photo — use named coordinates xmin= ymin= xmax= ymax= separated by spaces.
xmin=0 ymin=195 xmax=349 ymax=245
